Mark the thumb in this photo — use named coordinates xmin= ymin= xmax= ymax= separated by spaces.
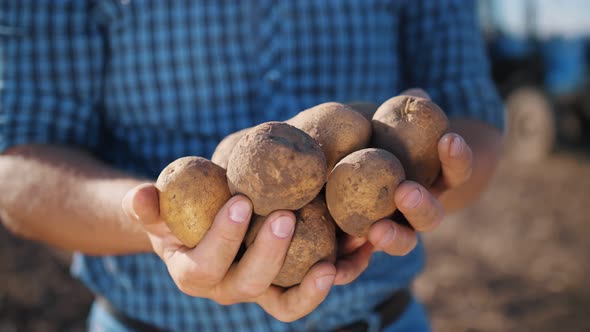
xmin=122 ymin=183 xmax=161 ymax=226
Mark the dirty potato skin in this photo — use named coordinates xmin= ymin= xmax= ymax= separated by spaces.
xmin=226 ymin=122 xmax=327 ymax=216
xmin=211 ymin=127 xmax=250 ymax=169
xmin=346 ymin=101 xmax=379 ymax=121
xmin=372 ymin=95 xmax=449 ymax=187
xmin=287 ymin=102 xmax=372 ymax=171
xmin=326 ymin=148 xmax=405 ymax=237
xmin=156 ymin=156 xmax=232 ymax=248
xmin=245 ymin=196 xmax=337 ymax=287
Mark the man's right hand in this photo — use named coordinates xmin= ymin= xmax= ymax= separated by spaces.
xmin=122 ymin=183 xmax=336 ymax=322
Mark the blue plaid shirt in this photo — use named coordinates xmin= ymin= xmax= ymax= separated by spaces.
xmin=1 ymin=1 xmax=503 ymax=331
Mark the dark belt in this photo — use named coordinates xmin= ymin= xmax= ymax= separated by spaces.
xmin=97 ymin=287 xmax=410 ymax=332
xmin=96 ymin=297 xmax=167 ymax=332
xmin=333 ymin=288 xmax=411 ymax=332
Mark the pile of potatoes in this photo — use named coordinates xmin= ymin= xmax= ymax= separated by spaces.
xmin=156 ymin=95 xmax=449 ymax=287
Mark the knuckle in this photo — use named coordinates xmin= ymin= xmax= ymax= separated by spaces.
xmin=235 ymin=281 xmax=267 ymax=300
xmin=216 ymin=229 xmax=244 ymax=246
xmin=178 ymin=264 xmax=222 ymax=288
xmin=174 ymin=276 xmax=198 ymax=296
xmin=194 ymin=267 xmax=224 ymax=285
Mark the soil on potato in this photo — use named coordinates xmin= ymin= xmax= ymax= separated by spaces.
xmin=1 ymin=151 xmax=589 ymax=331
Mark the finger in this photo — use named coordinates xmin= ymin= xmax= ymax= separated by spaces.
xmin=394 ymin=181 xmax=444 ymax=232
xmin=256 ymin=261 xmax=336 ymax=322
xmin=338 ymin=234 xmax=368 ymax=256
xmin=122 ymin=183 xmax=160 ymax=225
xmin=122 ymin=183 xmax=174 ymax=245
xmin=219 ymin=211 xmax=296 ymax=301
xmin=368 ymin=219 xmax=418 ymax=256
xmin=168 ymin=195 xmax=253 ymax=287
xmin=334 ymin=242 xmax=374 ymax=285
xmin=400 ymin=88 xmax=431 ymax=100
xmin=437 ymin=133 xmax=473 ymax=190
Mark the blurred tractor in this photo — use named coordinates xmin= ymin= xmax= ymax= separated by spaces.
xmin=479 ymin=0 xmax=590 ymax=162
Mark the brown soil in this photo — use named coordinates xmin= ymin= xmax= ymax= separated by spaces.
xmin=1 ymin=152 xmax=589 ymax=331
xmin=415 ymin=151 xmax=590 ymax=332
xmin=0 ymin=234 xmax=92 ymax=332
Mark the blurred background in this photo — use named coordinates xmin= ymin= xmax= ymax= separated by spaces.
xmin=1 ymin=1 xmax=589 ymax=331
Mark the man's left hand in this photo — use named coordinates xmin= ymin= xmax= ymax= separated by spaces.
xmin=333 ymin=89 xmax=474 ymax=285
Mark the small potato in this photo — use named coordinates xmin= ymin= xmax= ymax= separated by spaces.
xmin=211 ymin=128 xmax=250 ymax=169
xmin=156 ymin=156 xmax=231 ymax=248
xmin=227 ymin=122 xmax=327 ymax=216
xmin=245 ymin=196 xmax=337 ymax=287
xmin=287 ymin=102 xmax=372 ymax=171
xmin=326 ymin=148 xmax=405 ymax=237
xmin=346 ymin=101 xmax=379 ymax=121
xmin=372 ymin=95 xmax=449 ymax=187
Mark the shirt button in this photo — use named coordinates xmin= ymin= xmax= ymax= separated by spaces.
xmin=264 ymin=69 xmax=281 ymax=84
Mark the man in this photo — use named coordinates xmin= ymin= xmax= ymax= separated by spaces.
xmin=0 ymin=1 xmax=503 ymax=331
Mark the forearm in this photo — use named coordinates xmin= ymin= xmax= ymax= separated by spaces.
xmin=0 ymin=144 xmax=152 ymax=255
xmin=439 ymin=119 xmax=503 ymax=213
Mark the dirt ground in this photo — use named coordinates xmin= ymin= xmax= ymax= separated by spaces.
xmin=415 ymin=149 xmax=590 ymax=332
xmin=1 ymin=150 xmax=589 ymax=332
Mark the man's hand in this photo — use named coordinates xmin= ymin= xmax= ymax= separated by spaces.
xmin=122 ymin=184 xmax=336 ymax=322
xmin=334 ymin=88 xmax=482 ymax=285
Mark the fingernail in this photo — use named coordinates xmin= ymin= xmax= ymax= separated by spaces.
xmin=450 ymin=135 xmax=463 ymax=158
xmin=271 ymin=216 xmax=295 ymax=238
xmin=403 ymin=189 xmax=422 ymax=208
xmin=379 ymin=225 xmax=396 ymax=247
xmin=229 ymin=200 xmax=251 ymax=223
xmin=315 ymin=274 xmax=335 ymax=291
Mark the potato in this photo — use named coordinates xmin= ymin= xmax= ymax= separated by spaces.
xmin=287 ymin=102 xmax=371 ymax=171
xmin=226 ymin=122 xmax=327 ymax=216
xmin=326 ymin=148 xmax=405 ymax=237
xmin=372 ymin=95 xmax=449 ymax=187
xmin=211 ymin=128 xmax=250 ymax=169
xmin=346 ymin=101 xmax=379 ymax=121
xmin=245 ymin=196 xmax=337 ymax=287
xmin=156 ymin=156 xmax=231 ymax=248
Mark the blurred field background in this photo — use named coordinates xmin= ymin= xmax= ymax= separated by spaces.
xmin=1 ymin=1 xmax=590 ymax=331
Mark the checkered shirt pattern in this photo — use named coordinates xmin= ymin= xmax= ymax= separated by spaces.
xmin=1 ymin=1 xmax=503 ymax=331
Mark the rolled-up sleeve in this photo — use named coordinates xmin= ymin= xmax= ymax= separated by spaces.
xmin=0 ymin=1 xmax=104 ymax=152
xmin=400 ymin=0 xmax=505 ymax=131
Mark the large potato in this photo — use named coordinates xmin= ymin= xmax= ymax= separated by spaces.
xmin=156 ymin=157 xmax=231 ymax=248
xmin=326 ymin=148 xmax=405 ymax=237
xmin=245 ymin=196 xmax=337 ymax=287
xmin=226 ymin=122 xmax=327 ymax=216
xmin=287 ymin=102 xmax=371 ymax=171
xmin=372 ymin=95 xmax=449 ymax=187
